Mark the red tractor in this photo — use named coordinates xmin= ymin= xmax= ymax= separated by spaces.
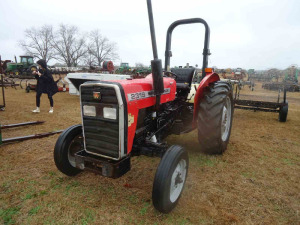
xmin=54 ymin=0 xmax=234 ymax=213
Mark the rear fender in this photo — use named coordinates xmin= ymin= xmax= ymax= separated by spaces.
xmin=193 ymin=73 xmax=220 ymax=124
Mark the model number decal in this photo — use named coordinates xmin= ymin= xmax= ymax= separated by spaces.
xmin=128 ymin=88 xmax=170 ymax=101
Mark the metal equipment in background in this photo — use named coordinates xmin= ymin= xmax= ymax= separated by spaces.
xmin=221 ymin=67 xmax=255 ymax=91
xmin=233 ymin=80 xmax=288 ymax=122
xmin=262 ymin=82 xmax=300 ymax=92
xmin=262 ymin=68 xmax=299 ymax=92
xmin=115 ymin=62 xmax=132 ymax=74
xmin=0 ymin=75 xmax=5 ymax=111
xmin=102 ymin=61 xmax=115 ymax=73
xmin=5 ymin=56 xmax=38 ymax=76
xmin=0 ymin=56 xmax=6 ymax=111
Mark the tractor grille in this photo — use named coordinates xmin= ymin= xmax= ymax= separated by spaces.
xmin=80 ymin=84 xmax=121 ymax=159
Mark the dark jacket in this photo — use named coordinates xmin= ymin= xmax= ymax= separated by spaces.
xmin=35 ymin=59 xmax=58 ymax=96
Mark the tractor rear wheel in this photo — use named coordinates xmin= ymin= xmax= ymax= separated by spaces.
xmin=152 ymin=145 xmax=188 ymax=213
xmin=197 ymin=81 xmax=233 ymax=154
xmin=54 ymin=125 xmax=83 ymax=176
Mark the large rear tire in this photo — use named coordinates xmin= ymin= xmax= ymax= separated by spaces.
xmin=152 ymin=145 xmax=189 ymax=213
xmin=54 ymin=125 xmax=83 ymax=176
xmin=197 ymin=81 xmax=233 ymax=154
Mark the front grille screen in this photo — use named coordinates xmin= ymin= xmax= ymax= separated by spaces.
xmin=81 ymin=85 xmax=119 ymax=158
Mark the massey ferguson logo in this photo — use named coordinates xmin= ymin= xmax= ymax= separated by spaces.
xmin=93 ymin=92 xmax=101 ymax=100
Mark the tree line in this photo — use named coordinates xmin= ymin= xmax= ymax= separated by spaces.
xmin=19 ymin=24 xmax=119 ymax=67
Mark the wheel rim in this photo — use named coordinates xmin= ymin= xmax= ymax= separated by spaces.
xmin=170 ymin=159 xmax=187 ymax=203
xmin=221 ymin=96 xmax=232 ymax=142
xmin=68 ymin=135 xmax=83 ymax=167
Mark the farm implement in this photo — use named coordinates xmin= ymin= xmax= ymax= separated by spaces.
xmin=0 ymin=121 xmax=63 ymax=145
xmin=262 ymin=82 xmax=299 ymax=92
xmin=233 ymin=80 xmax=288 ymax=122
xmin=222 ymin=68 xmax=255 ymax=91
xmin=54 ymin=0 xmax=234 ymax=213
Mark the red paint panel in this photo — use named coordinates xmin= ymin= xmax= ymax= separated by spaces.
xmin=115 ymin=75 xmax=176 ymax=153
xmin=193 ymin=73 xmax=220 ymax=124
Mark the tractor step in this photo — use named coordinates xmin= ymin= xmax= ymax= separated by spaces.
xmin=74 ymin=150 xmax=131 ymax=178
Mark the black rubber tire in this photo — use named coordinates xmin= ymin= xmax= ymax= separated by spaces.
xmin=26 ymin=86 xmax=30 ymax=93
xmin=54 ymin=124 xmax=83 ymax=176
xmin=152 ymin=145 xmax=189 ymax=213
xmin=197 ymin=81 xmax=234 ymax=154
xmin=279 ymin=103 xmax=288 ymax=122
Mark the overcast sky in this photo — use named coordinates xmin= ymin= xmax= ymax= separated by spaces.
xmin=0 ymin=0 xmax=299 ymax=70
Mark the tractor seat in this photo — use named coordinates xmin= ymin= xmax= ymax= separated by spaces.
xmin=171 ymin=68 xmax=195 ymax=89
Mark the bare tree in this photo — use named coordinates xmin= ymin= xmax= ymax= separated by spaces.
xmin=88 ymin=29 xmax=118 ymax=66
xmin=51 ymin=24 xmax=87 ymax=67
xmin=82 ymin=44 xmax=97 ymax=68
xmin=19 ymin=25 xmax=55 ymax=62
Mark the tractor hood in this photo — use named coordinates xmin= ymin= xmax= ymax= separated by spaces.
xmin=67 ymin=73 xmax=131 ymax=91
xmin=6 ymin=62 xmax=22 ymax=70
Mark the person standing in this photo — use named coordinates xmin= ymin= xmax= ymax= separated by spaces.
xmin=32 ymin=59 xmax=58 ymax=113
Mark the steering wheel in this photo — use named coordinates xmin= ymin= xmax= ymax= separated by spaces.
xmin=163 ymin=71 xmax=177 ymax=80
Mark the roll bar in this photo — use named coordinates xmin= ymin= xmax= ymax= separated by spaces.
xmin=146 ymin=0 xmax=212 ymax=106
xmin=164 ymin=18 xmax=211 ymax=79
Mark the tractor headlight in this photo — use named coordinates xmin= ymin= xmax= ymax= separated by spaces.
xmin=83 ymin=105 xmax=96 ymax=117
xmin=103 ymin=107 xmax=117 ymax=120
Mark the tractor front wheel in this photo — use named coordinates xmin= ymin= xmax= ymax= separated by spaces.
xmin=152 ymin=145 xmax=188 ymax=213
xmin=197 ymin=81 xmax=233 ymax=154
xmin=54 ymin=125 xmax=83 ymax=176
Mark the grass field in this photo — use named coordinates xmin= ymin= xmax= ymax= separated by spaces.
xmin=0 ymin=80 xmax=299 ymax=224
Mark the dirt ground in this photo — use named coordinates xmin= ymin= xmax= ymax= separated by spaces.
xmin=0 ymin=80 xmax=299 ymax=225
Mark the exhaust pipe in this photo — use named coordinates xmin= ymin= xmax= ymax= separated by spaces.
xmin=146 ymin=0 xmax=164 ymax=109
